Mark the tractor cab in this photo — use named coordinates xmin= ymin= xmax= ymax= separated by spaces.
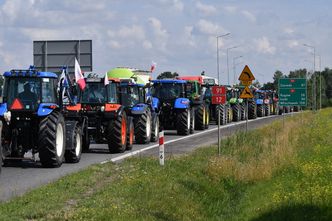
xmin=1 ymin=69 xmax=58 ymax=114
xmin=79 ymin=77 xmax=120 ymax=112
xmin=151 ymin=79 xmax=187 ymax=103
xmin=119 ymin=79 xmax=146 ymax=108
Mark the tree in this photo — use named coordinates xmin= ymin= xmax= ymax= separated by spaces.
xmin=273 ymin=70 xmax=284 ymax=90
xmin=157 ymin=72 xmax=179 ymax=79
xmin=252 ymin=80 xmax=261 ymax=88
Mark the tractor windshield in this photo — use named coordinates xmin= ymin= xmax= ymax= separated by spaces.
xmin=81 ymin=82 xmax=107 ymax=103
xmin=81 ymin=82 xmax=119 ymax=104
xmin=4 ymin=77 xmax=42 ymax=110
xmin=151 ymin=83 xmax=184 ymax=100
xmin=255 ymin=92 xmax=265 ymax=99
xmin=120 ymin=85 xmax=144 ymax=107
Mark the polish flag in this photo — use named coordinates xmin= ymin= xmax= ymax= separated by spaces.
xmin=75 ymin=58 xmax=86 ymax=90
xmin=150 ymin=61 xmax=157 ymax=72
xmin=104 ymin=72 xmax=109 ymax=85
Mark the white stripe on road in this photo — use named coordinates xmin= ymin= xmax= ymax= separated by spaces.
xmin=100 ymin=114 xmax=280 ymax=164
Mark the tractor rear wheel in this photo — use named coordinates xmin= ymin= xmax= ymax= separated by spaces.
xmin=232 ymin=104 xmax=240 ymax=122
xmin=257 ymin=104 xmax=264 ymax=117
xmin=38 ymin=111 xmax=66 ymax=168
xmin=195 ymin=104 xmax=206 ymax=130
xmin=177 ymin=109 xmax=190 ymax=135
xmin=108 ymin=112 xmax=127 ymax=153
xmin=150 ymin=115 xmax=159 ymax=142
xmin=265 ymin=105 xmax=270 ymax=116
xmin=205 ymin=106 xmax=210 ymax=129
xmin=215 ymin=105 xmax=225 ymax=125
xmin=126 ymin=119 xmax=134 ymax=150
xmin=190 ymin=108 xmax=195 ymax=134
xmin=135 ymin=111 xmax=152 ymax=144
xmin=65 ymin=122 xmax=82 ymax=163
xmin=82 ymin=126 xmax=90 ymax=152
xmin=248 ymin=101 xmax=257 ymax=119
xmin=240 ymin=103 xmax=246 ymax=120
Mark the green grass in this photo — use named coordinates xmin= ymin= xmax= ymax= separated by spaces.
xmin=1 ymin=109 xmax=332 ymax=220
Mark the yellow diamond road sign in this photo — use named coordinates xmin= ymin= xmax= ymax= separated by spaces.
xmin=240 ymin=86 xmax=254 ymax=99
xmin=239 ymin=65 xmax=255 ymax=82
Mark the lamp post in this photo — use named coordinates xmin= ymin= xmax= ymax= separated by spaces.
xmin=226 ymin=46 xmax=238 ymax=85
xmin=216 ymin=33 xmax=230 ymax=156
xmin=217 ymin=33 xmax=231 ymax=85
xmin=318 ymin=55 xmax=322 ymax=109
xmin=233 ymin=55 xmax=243 ymax=85
xmin=303 ymin=43 xmax=316 ymax=111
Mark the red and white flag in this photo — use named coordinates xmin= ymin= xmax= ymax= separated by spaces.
xmin=75 ymin=58 xmax=86 ymax=90
xmin=150 ymin=61 xmax=157 ymax=72
xmin=104 ymin=72 xmax=109 ymax=85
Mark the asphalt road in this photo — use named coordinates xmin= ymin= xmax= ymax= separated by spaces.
xmin=0 ymin=114 xmax=287 ymax=201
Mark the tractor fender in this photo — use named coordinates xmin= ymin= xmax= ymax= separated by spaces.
xmin=256 ymin=99 xmax=263 ymax=105
xmin=229 ymin=98 xmax=237 ymax=104
xmin=37 ymin=103 xmax=59 ymax=117
xmin=0 ymin=103 xmax=8 ymax=116
xmin=174 ymin=98 xmax=190 ymax=109
xmin=131 ymin=103 xmax=149 ymax=115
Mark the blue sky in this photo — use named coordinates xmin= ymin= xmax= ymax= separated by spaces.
xmin=0 ymin=0 xmax=330 ymax=84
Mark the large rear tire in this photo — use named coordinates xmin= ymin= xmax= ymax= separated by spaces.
xmin=248 ymin=101 xmax=257 ymax=119
xmin=38 ymin=111 xmax=66 ymax=168
xmin=177 ymin=109 xmax=190 ymax=135
xmin=257 ymin=104 xmax=264 ymax=117
xmin=265 ymin=105 xmax=270 ymax=116
xmin=232 ymin=104 xmax=240 ymax=122
xmin=195 ymin=104 xmax=206 ymax=130
xmin=240 ymin=103 xmax=246 ymax=120
xmin=65 ymin=122 xmax=82 ymax=163
xmin=134 ymin=111 xmax=152 ymax=144
xmin=108 ymin=112 xmax=127 ymax=153
xmin=126 ymin=119 xmax=134 ymax=150
xmin=190 ymin=108 xmax=195 ymax=134
xmin=215 ymin=105 xmax=226 ymax=125
xmin=205 ymin=106 xmax=210 ymax=129
xmin=150 ymin=115 xmax=159 ymax=142
xmin=0 ymin=121 xmax=2 ymax=173
xmin=82 ymin=126 xmax=90 ymax=153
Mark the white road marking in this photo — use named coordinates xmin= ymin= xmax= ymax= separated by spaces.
xmin=100 ymin=114 xmax=279 ymax=164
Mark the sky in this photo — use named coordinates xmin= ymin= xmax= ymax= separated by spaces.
xmin=0 ymin=0 xmax=331 ymax=84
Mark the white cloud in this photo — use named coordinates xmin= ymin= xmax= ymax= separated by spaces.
xmin=241 ymin=10 xmax=256 ymax=22
xmin=148 ymin=17 xmax=169 ymax=51
xmin=143 ymin=40 xmax=153 ymax=49
xmin=108 ymin=40 xmax=121 ymax=49
xmin=117 ymin=25 xmax=145 ymax=40
xmin=196 ymin=19 xmax=226 ymax=35
xmin=184 ymin=26 xmax=196 ymax=47
xmin=287 ymin=40 xmax=299 ymax=48
xmin=196 ymin=1 xmax=216 ymax=15
xmin=254 ymin=36 xmax=276 ymax=54
xmin=284 ymin=27 xmax=295 ymax=34
xmin=173 ymin=0 xmax=184 ymax=11
xmin=224 ymin=6 xmax=237 ymax=13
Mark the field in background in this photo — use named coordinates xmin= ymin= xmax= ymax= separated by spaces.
xmin=1 ymin=110 xmax=332 ymax=220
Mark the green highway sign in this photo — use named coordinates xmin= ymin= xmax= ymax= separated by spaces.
xmin=278 ymin=78 xmax=307 ymax=106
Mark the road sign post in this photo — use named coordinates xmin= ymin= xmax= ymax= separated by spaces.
xmin=212 ymin=86 xmax=226 ymax=156
xmin=238 ymin=65 xmax=255 ymax=133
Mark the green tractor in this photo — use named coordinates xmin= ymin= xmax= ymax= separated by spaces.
xmin=228 ymin=88 xmax=246 ymax=122
xmin=177 ymin=76 xmax=209 ymax=130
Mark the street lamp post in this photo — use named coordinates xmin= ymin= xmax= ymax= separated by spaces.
xmin=226 ymin=46 xmax=238 ymax=85
xmin=233 ymin=55 xmax=243 ymax=85
xmin=303 ymin=43 xmax=316 ymax=111
xmin=216 ymin=33 xmax=230 ymax=156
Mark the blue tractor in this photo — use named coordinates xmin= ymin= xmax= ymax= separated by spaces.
xmin=254 ymin=89 xmax=271 ymax=117
xmin=151 ymin=79 xmax=194 ymax=135
xmin=119 ymin=79 xmax=160 ymax=144
xmin=0 ymin=66 xmax=84 ymax=168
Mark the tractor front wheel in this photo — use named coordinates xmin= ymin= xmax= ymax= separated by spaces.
xmin=38 ymin=111 xmax=66 ymax=168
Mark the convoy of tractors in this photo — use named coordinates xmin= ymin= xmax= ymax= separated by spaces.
xmin=0 ymin=65 xmax=298 ymax=172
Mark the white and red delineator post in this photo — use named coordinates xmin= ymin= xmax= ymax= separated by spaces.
xmin=159 ymin=131 xmax=164 ymax=166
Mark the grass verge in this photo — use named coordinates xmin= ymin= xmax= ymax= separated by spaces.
xmin=1 ymin=110 xmax=332 ymax=220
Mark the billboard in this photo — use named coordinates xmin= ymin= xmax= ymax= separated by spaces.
xmin=33 ymin=40 xmax=92 ymax=74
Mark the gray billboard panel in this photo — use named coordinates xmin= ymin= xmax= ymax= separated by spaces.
xmin=33 ymin=40 xmax=92 ymax=74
